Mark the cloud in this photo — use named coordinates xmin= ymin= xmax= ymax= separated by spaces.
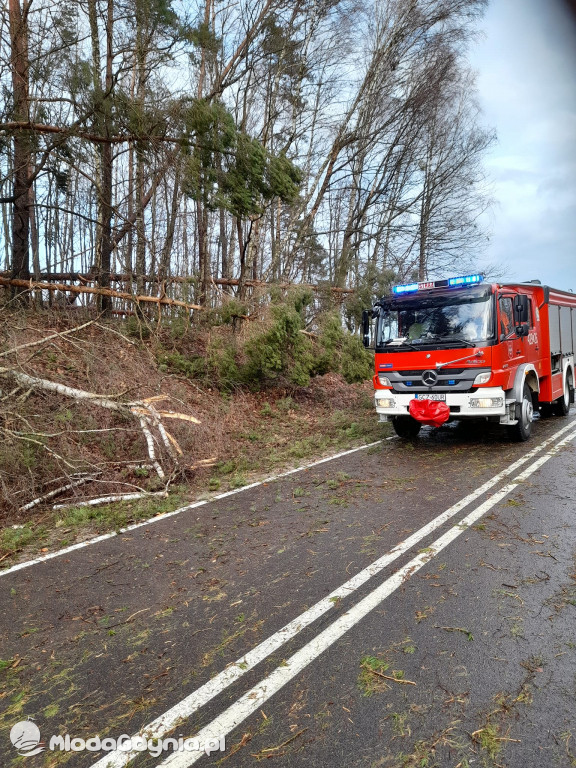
xmin=470 ymin=0 xmax=576 ymax=288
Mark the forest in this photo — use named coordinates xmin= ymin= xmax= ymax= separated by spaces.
xmin=0 ymin=0 xmax=494 ymax=315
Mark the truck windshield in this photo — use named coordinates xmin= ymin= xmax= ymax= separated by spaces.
xmin=377 ymin=291 xmax=494 ymax=347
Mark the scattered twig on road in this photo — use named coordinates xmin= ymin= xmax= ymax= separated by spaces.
xmin=361 ymin=664 xmax=417 ymax=686
xmin=219 ymin=732 xmax=252 ymax=762
xmin=434 ymin=625 xmax=474 ymax=641
xmin=471 ymin=728 xmax=521 ymax=744
xmin=93 ymin=561 xmax=121 ymax=574
xmin=145 ymin=668 xmax=172 ymax=686
xmin=251 ymin=728 xmax=308 ymax=758
xmin=107 ymin=608 xmax=151 ymax=629
xmin=533 ymin=551 xmax=558 ymax=561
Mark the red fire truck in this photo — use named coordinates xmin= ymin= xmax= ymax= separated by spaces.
xmin=362 ymin=274 xmax=575 ymax=440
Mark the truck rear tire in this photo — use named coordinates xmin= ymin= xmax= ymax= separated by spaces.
xmin=392 ymin=416 xmax=421 ymax=439
xmin=510 ymin=384 xmax=533 ymax=441
xmin=553 ymin=377 xmax=571 ymax=417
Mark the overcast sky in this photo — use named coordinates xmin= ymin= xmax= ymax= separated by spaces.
xmin=469 ymin=0 xmax=576 ymax=290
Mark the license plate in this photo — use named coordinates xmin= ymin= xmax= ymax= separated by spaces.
xmin=415 ymin=393 xmax=446 ymax=401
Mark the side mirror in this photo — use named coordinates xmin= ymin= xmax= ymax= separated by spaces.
xmin=362 ymin=309 xmax=371 ymax=348
xmin=513 ymin=294 xmax=529 ymax=324
xmin=515 ymin=324 xmax=529 ymax=338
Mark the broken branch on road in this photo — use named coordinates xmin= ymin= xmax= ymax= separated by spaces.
xmin=0 ymin=362 xmax=201 ymax=506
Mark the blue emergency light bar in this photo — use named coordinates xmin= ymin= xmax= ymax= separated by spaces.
xmin=392 ymin=273 xmax=483 ymax=295
xmin=392 ymin=282 xmax=419 ymax=294
xmin=448 ymin=273 xmax=483 ymax=287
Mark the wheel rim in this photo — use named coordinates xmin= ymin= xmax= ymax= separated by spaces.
xmin=523 ymin=396 xmax=533 ymax=426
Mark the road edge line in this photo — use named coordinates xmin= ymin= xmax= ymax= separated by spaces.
xmin=89 ymin=418 xmax=576 ymax=768
xmin=0 ymin=441 xmax=383 ymax=577
xmin=154 ymin=425 xmax=576 ymax=768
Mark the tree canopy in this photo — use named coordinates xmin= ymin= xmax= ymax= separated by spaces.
xmin=0 ymin=0 xmax=493 ymax=307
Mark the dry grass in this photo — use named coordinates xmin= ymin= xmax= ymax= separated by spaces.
xmin=0 ymin=307 xmax=383 ymax=557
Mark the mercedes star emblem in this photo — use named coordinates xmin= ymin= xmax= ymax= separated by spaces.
xmin=422 ymin=369 xmax=438 ymax=386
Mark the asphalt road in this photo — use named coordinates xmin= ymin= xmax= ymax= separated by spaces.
xmin=1 ymin=410 xmax=576 ymax=768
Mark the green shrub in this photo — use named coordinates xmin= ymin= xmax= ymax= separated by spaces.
xmin=276 ymin=396 xmax=298 ymax=412
xmin=340 ymin=334 xmax=373 ymax=383
xmin=205 ymin=338 xmax=240 ymax=389
xmin=241 ymin=303 xmax=314 ymax=387
xmin=312 ymin=312 xmax=372 ymax=383
xmin=229 ymin=473 xmax=247 ymax=488
xmin=311 ymin=313 xmax=342 ymax=376
xmin=158 ymin=294 xmax=372 ymax=391
xmin=1 ymin=525 xmax=40 ymax=552
xmin=158 ymin=351 xmax=206 ymax=378
xmin=169 ymin=316 xmax=191 ymax=339
xmin=213 ymin=299 xmax=250 ymax=326
xmin=158 ymin=340 xmax=239 ymax=390
xmin=124 ymin=315 xmax=151 ymax=339
xmin=260 ymin=402 xmax=273 ymax=417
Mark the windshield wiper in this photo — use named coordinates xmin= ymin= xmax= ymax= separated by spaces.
xmin=381 ymin=338 xmax=420 ymax=351
xmin=434 ymin=336 xmax=477 ymax=348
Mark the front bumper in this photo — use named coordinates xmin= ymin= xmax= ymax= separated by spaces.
xmin=374 ymin=387 xmax=510 ymax=421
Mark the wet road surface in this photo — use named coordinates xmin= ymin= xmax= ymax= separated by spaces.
xmin=1 ymin=411 xmax=576 ymax=768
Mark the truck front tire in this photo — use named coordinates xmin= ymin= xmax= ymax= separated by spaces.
xmin=510 ymin=384 xmax=533 ymax=441
xmin=392 ymin=416 xmax=421 ymax=439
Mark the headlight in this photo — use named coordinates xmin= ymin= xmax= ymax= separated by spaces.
xmin=470 ymin=397 xmax=504 ymax=408
xmin=378 ymin=375 xmax=392 ymax=387
xmin=473 ymin=372 xmax=492 ymax=386
xmin=376 ymin=397 xmax=395 ymax=408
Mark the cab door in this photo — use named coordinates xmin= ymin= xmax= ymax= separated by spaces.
xmin=498 ymin=295 xmax=526 ymax=369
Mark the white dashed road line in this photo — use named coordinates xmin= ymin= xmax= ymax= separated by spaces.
xmin=155 ymin=425 xmax=576 ymax=768
xmin=90 ymin=418 xmax=576 ymax=768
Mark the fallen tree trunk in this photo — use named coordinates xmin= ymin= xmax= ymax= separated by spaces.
xmin=0 ymin=277 xmax=203 ymax=311
xmin=19 ymin=474 xmax=100 ymax=512
xmin=0 ymin=272 xmax=355 ymax=293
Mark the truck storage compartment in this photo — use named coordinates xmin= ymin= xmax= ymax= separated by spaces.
xmin=560 ymin=306 xmax=574 ymax=355
xmin=549 ymin=305 xmax=561 ymax=355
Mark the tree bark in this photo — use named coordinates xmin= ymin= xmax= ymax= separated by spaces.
xmin=8 ymin=0 xmax=31 ymax=293
xmin=195 ymin=0 xmax=213 ymax=305
xmin=88 ymin=0 xmax=114 ymax=313
xmin=159 ymin=167 xmax=180 ymax=284
xmin=99 ymin=0 xmax=114 ymax=313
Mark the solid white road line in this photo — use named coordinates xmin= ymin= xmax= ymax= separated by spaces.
xmin=89 ymin=418 xmax=576 ymax=768
xmin=0 ymin=441 xmax=384 ymax=577
xmin=155 ymin=426 xmax=576 ymax=768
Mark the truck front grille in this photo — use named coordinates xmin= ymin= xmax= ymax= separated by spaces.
xmin=385 ymin=368 xmax=489 ymax=394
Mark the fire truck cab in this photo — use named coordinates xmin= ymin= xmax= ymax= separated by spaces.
xmin=362 ymin=275 xmax=575 ymax=441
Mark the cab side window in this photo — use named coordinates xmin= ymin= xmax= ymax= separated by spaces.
xmin=526 ymin=299 xmax=533 ymax=328
xmin=499 ymin=297 xmax=514 ymax=338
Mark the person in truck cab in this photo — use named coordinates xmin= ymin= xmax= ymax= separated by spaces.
xmin=408 ymin=321 xmax=425 ymax=339
xmin=499 ymin=298 xmax=514 ymax=337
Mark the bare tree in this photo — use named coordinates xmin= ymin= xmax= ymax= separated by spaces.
xmin=0 ymin=0 xmax=493 ymax=311
xmin=414 ymin=54 xmax=494 ymax=279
